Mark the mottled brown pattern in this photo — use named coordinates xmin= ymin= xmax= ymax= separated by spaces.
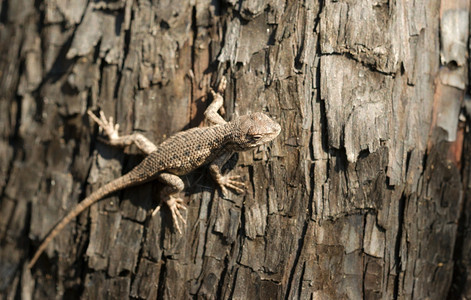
xmin=144 ymin=123 xmax=236 ymax=176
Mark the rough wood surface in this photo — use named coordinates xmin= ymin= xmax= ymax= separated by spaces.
xmin=0 ymin=0 xmax=469 ymax=299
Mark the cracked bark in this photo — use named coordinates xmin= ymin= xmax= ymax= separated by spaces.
xmin=0 ymin=0 xmax=469 ymax=299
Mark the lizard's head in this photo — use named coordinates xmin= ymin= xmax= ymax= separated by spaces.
xmin=233 ymin=112 xmax=281 ymax=150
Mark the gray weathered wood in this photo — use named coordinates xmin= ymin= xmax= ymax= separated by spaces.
xmin=0 ymin=0 xmax=469 ymax=299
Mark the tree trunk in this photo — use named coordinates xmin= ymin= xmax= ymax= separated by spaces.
xmin=0 ymin=0 xmax=469 ymax=299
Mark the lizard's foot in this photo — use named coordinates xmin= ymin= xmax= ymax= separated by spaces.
xmin=210 ymin=77 xmax=227 ymax=104
xmin=217 ymin=175 xmax=245 ymax=196
xmin=217 ymin=77 xmax=227 ymax=93
xmin=88 ymin=110 xmax=120 ymax=140
xmin=152 ymin=196 xmax=187 ymax=234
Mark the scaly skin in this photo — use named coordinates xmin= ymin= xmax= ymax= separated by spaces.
xmin=27 ymin=78 xmax=281 ymax=269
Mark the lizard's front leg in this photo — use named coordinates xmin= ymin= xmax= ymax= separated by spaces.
xmin=208 ymin=152 xmax=245 ymax=196
xmin=204 ymin=77 xmax=227 ymax=125
xmin=88 ymin=110 xmax=157 ymax=155
xmin=152 ymin=172 xmax=187 ymax=233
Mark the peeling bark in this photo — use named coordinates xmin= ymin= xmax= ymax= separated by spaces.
xmin=0 ymin=0 xmax=469 ymax=299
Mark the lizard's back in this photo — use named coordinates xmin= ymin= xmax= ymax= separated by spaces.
xmin=135 ymin=122 xmax=235 ymax=178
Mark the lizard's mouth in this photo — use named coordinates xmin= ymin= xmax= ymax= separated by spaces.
xmin=250 ymin=121 xmax=281 ymax=148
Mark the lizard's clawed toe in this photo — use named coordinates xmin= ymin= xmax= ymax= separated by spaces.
xmin=218 ymin=175 xmax=245 ymax=196
xmin=154 ymin=196 xmax=187 ymax=234
xmin=88 ymin=110 xmax=120 ymax=140
xmin=217 ymin=77 xmax=227 ymax=93
xmin=169 ymin=198 xmax=187 ymax=234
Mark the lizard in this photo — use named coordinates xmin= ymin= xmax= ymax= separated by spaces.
xmin=27 ymin=78 xmax=281 ymax=269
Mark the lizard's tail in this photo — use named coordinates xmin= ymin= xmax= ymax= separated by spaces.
xmin=27 ymin=173 xmax=136 ymax=269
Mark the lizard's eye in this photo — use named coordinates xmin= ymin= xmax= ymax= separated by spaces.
xmin=251 ymin=134 xmax=262 ymax=141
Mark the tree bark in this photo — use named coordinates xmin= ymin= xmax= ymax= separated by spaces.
xmin=0 ymin=0 xmax=469 ymax=299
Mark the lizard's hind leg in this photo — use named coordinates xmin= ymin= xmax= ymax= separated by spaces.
xmin=152 ymin=172 xmax=187 ymax=234
xmin=88 ymin=110 xmax=157 ymax=155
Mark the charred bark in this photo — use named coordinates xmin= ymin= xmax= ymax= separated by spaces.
xmin=0 ymin=0 xmax=469 ymax=299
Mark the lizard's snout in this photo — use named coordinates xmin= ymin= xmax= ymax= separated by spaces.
xmin=271 ymin=120 xmax=281 ymax=137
